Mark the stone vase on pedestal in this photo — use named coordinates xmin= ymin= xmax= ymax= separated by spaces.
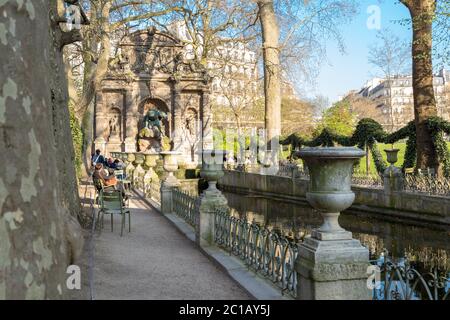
xmin=383 ymin=148 xmax=403 ymax=193
xmin=160 ymin=151 xmax=181 ymax=214
xmin=197 ymin=150 xmax=228 ymax=246
xmin=295 ymin=147 xmax=371 ymax=300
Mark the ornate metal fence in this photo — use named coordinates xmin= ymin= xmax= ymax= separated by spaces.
xmin=351 ymin=171 xmax=384 ymax=188
xmin=404 ymin=174 xmax=450 ymax=197
xmin=277 ymin=163 xmax=299 ymax=178
xmin=371 ymin=256 xmax=450 ymax=300
xmin=172 ymin=188 xmax=199 ymax=227
xmin=214 ymin=207 xmax=298 ymax=298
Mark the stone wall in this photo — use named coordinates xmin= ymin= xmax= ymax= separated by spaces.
xmin=219 ymin=170 xmax=450 ymax=227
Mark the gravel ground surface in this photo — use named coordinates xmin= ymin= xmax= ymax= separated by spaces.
xmin=90 ymin=196 xmax=251 ymax=300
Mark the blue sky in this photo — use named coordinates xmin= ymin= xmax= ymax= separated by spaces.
xmin=306 ymin=0 xmax=412 ymax=104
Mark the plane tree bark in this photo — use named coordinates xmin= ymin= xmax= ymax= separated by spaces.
xmin=400 ymin=0 xmax=440 ymax=174
xmin=255 ymin=0 xmax=281 ymax=150
xmin=0 ymin=0 xmax=84 ymax=299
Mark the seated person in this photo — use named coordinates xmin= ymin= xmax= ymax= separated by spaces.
xmin=93 ymin=163 xmax=129 ymax=203
xmin=105 ymin=158 xmax=115 ymax=169
xmin=93 ymin=163 xmax=118 ymax=190
xmin=114 ymin=159 xmax=124 ymax=170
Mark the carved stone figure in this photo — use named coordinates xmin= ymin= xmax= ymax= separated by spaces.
xmin=108 ymin=112 xmax=120 ymax=141
xmin=138 ymin=109 xmax=169 ymax=152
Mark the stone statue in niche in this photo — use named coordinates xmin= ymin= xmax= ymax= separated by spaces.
xmin=108 ymin=48 xmax=129 ymax=73
xmin=185 ymin=110 xmax=197 ymax=137
xmin=138 ymin=109 xmax=170 ymax=152
xmin=108 ymin=112 xmax=121 ymax=141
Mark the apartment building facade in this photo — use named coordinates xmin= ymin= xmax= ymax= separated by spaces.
xmin=358 ymin=68 xmax=450 ymax=131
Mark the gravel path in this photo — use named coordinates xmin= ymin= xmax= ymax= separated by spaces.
xmin=92 ymin=196 xmax=251 ymax=300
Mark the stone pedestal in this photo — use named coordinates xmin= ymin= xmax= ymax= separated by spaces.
xmin=295 ymin=147 xmax=371 ymax=300
xmin=197 ymin=150 xmax=228 ymax=246
xmin=296 ymin=233 xmax=371 ymax=300
xmin=106 ymin=135 xmax=123 ymax=157
xmin=124 ymin=137 xmax=137 ymax=152
xmin=161 ymin=183 xmax=178 ymax=214
xmin=383 ymin=149 xmax=403 ymax=194
xmin=197 ymin=187 xmax=228 ymax=246
xmin=160 ymin=151 xmax=181 ymax=214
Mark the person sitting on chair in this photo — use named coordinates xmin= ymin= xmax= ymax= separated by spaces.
xmin=93 ymin=163 xmax=118 ymax=190
xmin=114 ymin=159 xmax=124 ymax=170
xmin=93 ymin=163 xmax=129 ymax=204
xmin=91 ymin=149 xmax=105 ymax=167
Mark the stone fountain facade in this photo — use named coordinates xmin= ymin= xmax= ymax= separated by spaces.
xmin=94 ymin=27 xmax=213 ymax=166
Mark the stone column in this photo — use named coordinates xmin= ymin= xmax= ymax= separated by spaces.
xmin=171 ymin=80 xmax=183 ymax=153
xmin=123 ymin=89 xmax=137 ymax=152
xmin=197 ymin=150 xmax=228 ymax=246
xmin=124 ymin=112 xmax=138 ymax=152
xmin=94 ymin=119 xmax=107 ymax=155
xmin=295 ymin=147 xmax=371 ymax=300
xmin=201 ymin=89 xmax=214 ymax=150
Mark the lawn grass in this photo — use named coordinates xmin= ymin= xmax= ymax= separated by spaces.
xmin=281 ymin=142 xmax=450 ymax=175
xmin=358 ymin=142 xmax=450 ymax=174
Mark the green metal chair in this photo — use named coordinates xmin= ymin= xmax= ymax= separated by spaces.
xmin=114 ymin=169 xmax=125 ymax=180
xmin=93 ymin=177 xmax=115 ymax=206
xmin=97 ymin=189 xmax=131 ymax=236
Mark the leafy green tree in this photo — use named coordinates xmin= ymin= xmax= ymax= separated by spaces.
xmin=314 ymin=100 xmax=356 ymax=137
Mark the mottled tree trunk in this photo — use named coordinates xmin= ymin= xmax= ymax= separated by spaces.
xmin=0 ymin=0 xmax=83 ymax=299
xmin=78 ymin=2 xmax=112 ymax=177
xmin=401 ymin=0 xmax=440 ymax=174
xmin=257 ymin=0 xmax=281 ymax=149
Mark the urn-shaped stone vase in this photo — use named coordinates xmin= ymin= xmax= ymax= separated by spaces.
xmin=143 ymin=152 xmax=159 ymax=180
xmin=160 ymin=151 xmax=181 ymax=186
xmin=295 ymin=147 xmax=371 ymax=300
xmin=200 ymin=150 xmax=227 ymax=193
xmin=384 ymin=148 xmax=399 ymax=166
xmin=144 ymin=152 xmax=159 ymax=169
xmin=297 ymin=147 xmax=365 ymax=240
xmin=126 ymin=152 xmax=135 ymax=165
xmin=383 ymin=148 xmax=403 ymax=192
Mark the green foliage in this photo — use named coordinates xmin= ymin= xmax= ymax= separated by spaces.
xmin=213 ymin=128 xmax=251 ymax=155
xmin=69 ymin=104 xmax=83 ymax=178
xmin=281 ymin=116 xmax=450 ymax=176
xmin=427 ymin=116 xmax=450 ymax=176
xmin=314 ymin=100 xmax=356 ymax=138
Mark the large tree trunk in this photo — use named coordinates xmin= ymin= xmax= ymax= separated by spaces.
xmin=401 ymin=0 xmax=440 ymax=174
xmin=257 ymin=0 xmax=281 ymax=150
xmin=77 ymin=2 xmax=112 ymax=177
xmin=0 ymin=0 xmax=83 ymax=299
